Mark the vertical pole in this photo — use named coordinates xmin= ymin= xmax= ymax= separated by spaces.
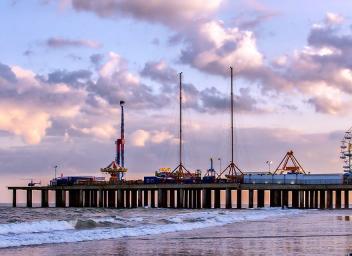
xmin=179 ymin=72 xmax=183 ymax=168
xmin=226 ymin=189 xmax=232 ymax=209
xmin=299 ymin=191 xmax=304 ymax=209
xmin=108 ymin=190 xmax=115 ymax=208
xmin=197 ymin=189 xmax=202 ymax=209
xmin=143 ymin=190 xmax=149 ymax=207
xmin=214 ymin=190 xmax=221 ymax=208
xmin=41 ymin=189 xmax=49 ymax=207
xmin=309 ymin=190 xmax=314 ymax=209
xmin=292 ymin=190 xmax=299 ymax=208
xmin=327 ymin=190 xmax=333 ymax=209
xmin=314 ymin=190 xmax=318 ymax=209
xmin=116 ymin=189 xmax=123 ymax=208
xmin=158 ymin=189 xmax=163 ymax=208
xmin=305 ymin=190 xmax=309 ymax=209
xmin=345 ymin=190 xmax=349 ymax=209
xmin=320 ymin=190 xmax=325 ymax=209
xmin=84 ymin=190 xmax=90 ymax=207
xmin=282 ymin=190 xmax=288 ymax=208
xmin=336 ymin=190 xmax=341 ymax=209
xmin=99 ymin=190 xmax=103 ymax=207
xmin=170 ymin=189 xmax=175 ymax=208
xmin=12 ymin=189 xmax=16 ymax=207
xmin=237 ymin=190 xmax=242 ymax=209
xmin=131 ymin=190 xmax=137 ymax=208
xmin=121 ymin=101 xmax=125 ymax=168
xmin=202 ymin=189 xmax=208 ymax=208
xmin=126 ymin=190 xmax=131 ymax=208
xmin=177 ymin=189 xmax=184 ymax=208
xmin=27 ymin=189 xmax=33 ymax=208
xmin=138 ymin=189 xmax=143 ymax=207
xmin=248 ymin=190 xmax=254 ymax=208
xmin=151 ymin=190 xmax=156 ymax=208
xmin=257 ymin=190 xmax=265 ymax=208
xmin=184 ymin=190 xmax=189 ymax=208
xmin=230 ymin=67 xmax=234 ymax=164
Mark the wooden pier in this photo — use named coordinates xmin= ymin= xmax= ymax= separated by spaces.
xmin=8 ymin=184 xmax=352 ymax=209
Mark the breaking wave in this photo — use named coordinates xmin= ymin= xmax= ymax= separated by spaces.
xmin=0 ymin=209 xmax=301 ymax=248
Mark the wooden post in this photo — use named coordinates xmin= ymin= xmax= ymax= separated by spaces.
xmin=327 ymin=190 xmax=333 ymax=209
xmin=282 ymin=190 xmax=288 ymax=208
xmin=292 ymin=190 xmax=299 ymax=208
xmin=99 ymin=190 xmax=103 ymax=207
xmin=226 ymin=189 xmax=232 ymax=209
xmin=170 ymin=189 xmax=175 ymax=208
xmin=192 ymin=190 xmax=197 ymax=209
xmin=108 ymin=190 xmax=116 ymax=208
xmin=41 ymin=189 xmax=49 ymax=207
xmin=138 ymin=189 xmax=143 ymax=207
xmin=237 ymin=190 xmax=242 ymax=209
xmin=214 ymin=190 xmax=221 ymax=208
xmin=257 ymin=190 xmax=264 ymax=208
xmin=131 ymin=190 xmax=137 ymax=208
xmin=345 ymin=190 xmax=349 ymax=209
xmin=27 ymin=189 xmax=33 ymax=208
xmin=320 ymin=190 xmax=325 ymax=209
xmin=12 ymin=189 xmax=16 ymax=207
xmin=336 ymin=190 xmax=341 ymax=209
xmin=305 ymin=190 xmax=309 ymax=209
xmin=299 ymin=191 xmax=304 ymax=209
xmin=143 ymin=190 xmax=149 ymax=207
xmin=56 ymin=190 xmax=66 ymax=207
xmin=126 ymin=190 xmax=131 ymax=208
xmin=177 ymin=189 xmax=184 ymax=208
xmin=151 ymin=190 xmax=156 ymax=208
xmin=197 ymin=189 xmax=202 ymax=209
xmin=116 ymin=189 xmax=123 ymax=208
xmin=309 ymin=190 xmax=314 ymax=209
xmin=248 ymin=190 xmax=254 ymax=208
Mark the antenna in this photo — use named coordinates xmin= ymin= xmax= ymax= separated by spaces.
xmin=217 ymin=67 xmax=243 ymax=181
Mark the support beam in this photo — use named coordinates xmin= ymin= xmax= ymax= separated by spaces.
xmin=292 ymin=190 xmax=299 ymax=208
xmin=248 ymin=190 xmax=254 ymax=208
xmin=131 ymin=190 xmax=137 ymax=208
xmin=282 ymin=190 xmax=288 ymax=208
xmin=192 ymin=190 xmax=197 ymax=209
xmin=84 ymin=190 xmax=90 ymax=207
xmin=138 ymin=189 xmax=143 ymax=207
xmin=327 ymin=190 xmax=333 ymax=209
xmin=158 ymin=189 xmax=163 ymax=208
xmin=305 ymin=190 xmax=309 ymax=209
xmin=345 ymin=190 xmax=349 ymax=209
xmin=299 ymin=191 xmax=304 ymax=209
xmin=151 ymin=190 xmax=156 ymax=208
xmin=117 ymin=189 xmax=123 ymax=208
xmin=27 ymin=189 xmax=33 ymax=208
xmin=226 ymin=189 xmax=232 ymax=209
xmin=108 ymin=190 xmax=116 ymax=208
xmin=197 ymin=189 xmax=202 ymax=209
xmin=214 ymin=190 xmax=221 ymax=208
xmin=41 ymin=189 xmax=49 ymax=207
xmin=314 ymin=190 xmax=318 ymax=209
xmin=309 ymin=190 xmax=314 ymax=209
xmin=184 ymin=190 xmax=189 ymax=208
xmin=257 ymin=190 xmax=264 ymax=208
xmin=143 ymin=190 xmax=149 ymax=207
xmin=320 ymin=190 xmax=325 ymax=209
xmin=56 ymin=190 xmax=66 ymax=207
xmin=177 ymin=189 xmax=184 ymax=208
xmin=336 ymin=190 xmax=341 ymax=209
xmin=170 ymin=189 xmax=175 ymax=208
xmin=91 ymin=190 xmax=97 ymax=207
xmin=12 ymin=189 xmax=16 ymax=207
xmin=162 ymin=189 xmax=168 ymax=208
xmin=126 ymin=190 xmax=131 ymax=208
xmin=99 ymin=190 xmax=103 ymax=207
xmin=237 ymin=190 xmax=242 ymax=209
xmin=103 ymin=190 xmax=108 ymax=208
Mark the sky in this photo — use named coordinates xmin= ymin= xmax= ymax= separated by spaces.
xmin=1 ymin=0 xmax=352 ymax=202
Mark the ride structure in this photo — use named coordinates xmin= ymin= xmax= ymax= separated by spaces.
xmin=341 ymin=127 xmax=352 ymax=173
xmin=273 ymin=150 xmax=306 ymax=175
xmin=101 ymin=100 xmax=128 ymax=182
xmin=217 ymin=67 xmax=244 ymax=182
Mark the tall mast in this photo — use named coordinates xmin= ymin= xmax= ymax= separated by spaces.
xmin=230 ymin=66 xmax=234 ymax=164
xmin=179 ymin=72 xmax=183 ymax=166
xmin=120 ymin=100 xmax=125 ymax=167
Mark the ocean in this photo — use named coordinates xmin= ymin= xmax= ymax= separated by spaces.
xmin=0 ymin=206 xmax=352 ymax=255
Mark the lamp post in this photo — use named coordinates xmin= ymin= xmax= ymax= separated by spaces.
xmin=266 ymin=161 xmax=273 ymax=173
xmin=54 ymin=165 xmax=58 ymax=179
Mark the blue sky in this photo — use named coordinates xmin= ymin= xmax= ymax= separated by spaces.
xmin=1 ymin=0 xmax=352 ymax=202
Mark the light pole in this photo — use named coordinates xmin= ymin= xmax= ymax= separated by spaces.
xmin=266 ymin=161 xmax=273 ymax=173
xmin=218 ymin=158 xmax=222 ymax=173
xmin=54 ymin=165 xmax=58 ymax=179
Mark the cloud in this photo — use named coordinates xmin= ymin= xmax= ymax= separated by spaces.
xmin=46 ymin=37 xmax=101 ymax=49
xmin=140 ymin=60 xmax=177 ymax=85
xmin=0 ymin=62 xmax=17 ymax=82
xmin=69 ymin=0 xmax=222 ymax=27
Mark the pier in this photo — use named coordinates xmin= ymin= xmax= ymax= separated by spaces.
xmin=8 ymin=183 xmax=352 ymax=209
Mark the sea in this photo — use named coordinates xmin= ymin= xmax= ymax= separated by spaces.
xmin=0 ymin=205 xmax=352 ymax=255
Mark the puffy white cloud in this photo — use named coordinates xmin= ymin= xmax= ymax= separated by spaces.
xmin=130 ymin=129 xmax=150 ymax=147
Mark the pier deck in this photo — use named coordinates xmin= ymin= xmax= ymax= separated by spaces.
xmin=8 ymin=184 xmax=352 ymax=209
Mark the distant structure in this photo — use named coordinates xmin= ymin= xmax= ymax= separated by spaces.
xmin=273 ymin=150 xmax=306 ymax=174
xmin=101 ymin=100 xmax=127 ymax=182
xmin=341 ymin=127 xmax=352 ymax=173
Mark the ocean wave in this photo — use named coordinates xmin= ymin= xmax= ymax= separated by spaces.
xmin=0 ymin=209 xmax=302 ymax=248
